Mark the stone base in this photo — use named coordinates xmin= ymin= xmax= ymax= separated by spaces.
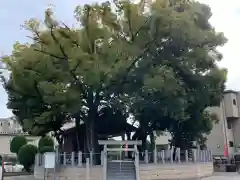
xmin=34 ymin=163 xmax=213 ymax=180
xmin=139 ymin=163 xmax=213 ymax=180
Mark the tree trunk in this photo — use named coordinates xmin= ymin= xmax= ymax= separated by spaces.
xmin=121 ymin=134 xmax=125 ymax=141
xmin=150 ymin=132 xmax=155 ymax=162
xmin=75 ymin=117 xmax=81 ymax=151
xmin=87 ymin=90 xmax=101 ymax=164
xmin=89 ymin=118 xmax=101 ymax=164
xmin=126 ymin=131 xmax=131 ymax=140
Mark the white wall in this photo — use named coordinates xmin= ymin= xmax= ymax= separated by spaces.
xmin=0 ymin=134 xmax=40 ymax=155
xmin=155 ymin=132 xmax=171 ymax=145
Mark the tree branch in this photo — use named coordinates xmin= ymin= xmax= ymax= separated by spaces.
xmin=34 ymin=49 xmax=66 ymax=59
xmin=126 ymin=5 xmax=134 ymax=41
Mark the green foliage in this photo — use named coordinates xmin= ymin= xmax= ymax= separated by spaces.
xmin=2 ymin=0 xmax=227 ymax=151
xmin=18 ymin=144 xmax=38 ymax=171
xmin=10 ymin=136 xmax=27 ymax=154
xmin=38 ymin=136 xmax=54 ymax=153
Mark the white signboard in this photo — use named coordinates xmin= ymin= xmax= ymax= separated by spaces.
xmin=44 ymin=152 xmax=56 ymax=169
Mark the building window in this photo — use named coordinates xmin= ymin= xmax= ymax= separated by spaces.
xmin=227 ymin=121 xmax=232 ymax=129
xmin=229 ymin=141 xmax=234 ymax=147
xmin=233 ymin=99 xmax=237 ymax=105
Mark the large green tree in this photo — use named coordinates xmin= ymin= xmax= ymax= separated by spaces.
xmin=2 ymin=0 xmax=227 ymax=158
xmin=3 ymin=1 xmax=155 ymax=157
xmin=124 ymin=0 xmax=227 ymax=150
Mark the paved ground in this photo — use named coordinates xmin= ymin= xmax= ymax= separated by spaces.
xmin=4 ymin=175 xmax=34 ymax=180
xmin=203 ymin=173 xmax=240 ymax=180
xmin=3 ymin=173 xmax=240 ymax=180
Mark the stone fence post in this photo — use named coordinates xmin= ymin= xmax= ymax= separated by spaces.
xmin=78 ymin=151 xmax=82 ymax=166
xmin=145 ymin=150 xmax=148 ymax=164
xmin=86 ymin=158 xmax=90 ymax=180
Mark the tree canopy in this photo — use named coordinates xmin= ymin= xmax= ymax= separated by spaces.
xmin=2 ymin=0 xmax=227 ymax=155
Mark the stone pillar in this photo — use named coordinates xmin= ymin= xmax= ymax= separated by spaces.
xmin=192 ymin=149 xmax=197 ymax=163
xmin=78 ymin=151 xmax=82 ymax=166
xmin=153 ymin=148 xmax=157 ymax=164
xmin=161 ymin=150 xmax=165 ymax=164
xmin=63 ymin=152 xmax=67 ymax=166
xmin=101 ymin=151 xmax=104 ymax=166
xmin=175 ymin=148 xmax=181 ymax=163
xmin=86 ymin=158 xmax=90 ymax=180
xmin=71 ymin=152 xmax=75 ymax=166
xmin=209 ymin=150 xmax=212 ymax=161
xmin=170 ymin=149 xmax=173 ymax=163
xmin=103 ymin=151 xmax=107 ymax=180
xmin=55 ymin=148 xmax=59 ymax=164
xmin=185 ymin=150 xmax=188 ymax=163
xmin=90 ymin=151 xmax=93 ymax=166
xmin=35 ymin=154 xmax=39 ymax=166
xmin=145 ymin=150 xmax=148 ymax=164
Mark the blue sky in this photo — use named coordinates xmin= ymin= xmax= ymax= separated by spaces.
xmin=0 ymin=0 xmax=240 ymax=118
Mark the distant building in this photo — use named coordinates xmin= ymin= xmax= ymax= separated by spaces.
xmin=206 ymin=90 xmax=240 ymax=156
xmin=0 ymin=117 xmax=23 ymax=133
xmin=0 ymin=117 xmax=39 ymax=156
xmin=155 ymin=90 xmax=240 ymax=156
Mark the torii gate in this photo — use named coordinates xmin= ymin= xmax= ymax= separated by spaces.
xmin=98 ymin=140 xmax=142 ymax=160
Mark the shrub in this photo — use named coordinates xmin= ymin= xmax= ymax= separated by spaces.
xmin=38 ymin=136 xmax=54 ymax=153
xmin=18 ymin=144 xmax=37 ymax=171
xmin=10 ymin=136 xmax=27 ymax=154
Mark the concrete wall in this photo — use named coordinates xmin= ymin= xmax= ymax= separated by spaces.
xmin=224 ymin=93 xmax=239 ymax=119
xmin=205 ymin=106 xmax=225 ymax=154
xmin=233 ymin=119 xmax=240 ymax=150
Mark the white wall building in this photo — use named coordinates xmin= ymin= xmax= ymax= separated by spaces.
xmin=155 ymin=90 xmax=240 ymax=156
xmin=0 ymin=117 xmax=40 ymax=156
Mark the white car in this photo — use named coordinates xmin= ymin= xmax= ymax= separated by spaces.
xmin=4 ymin=162 xmax=23 ymax=172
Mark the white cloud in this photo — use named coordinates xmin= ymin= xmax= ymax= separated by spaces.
xmin=198 ymin=0 xmax=240 ymax=90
